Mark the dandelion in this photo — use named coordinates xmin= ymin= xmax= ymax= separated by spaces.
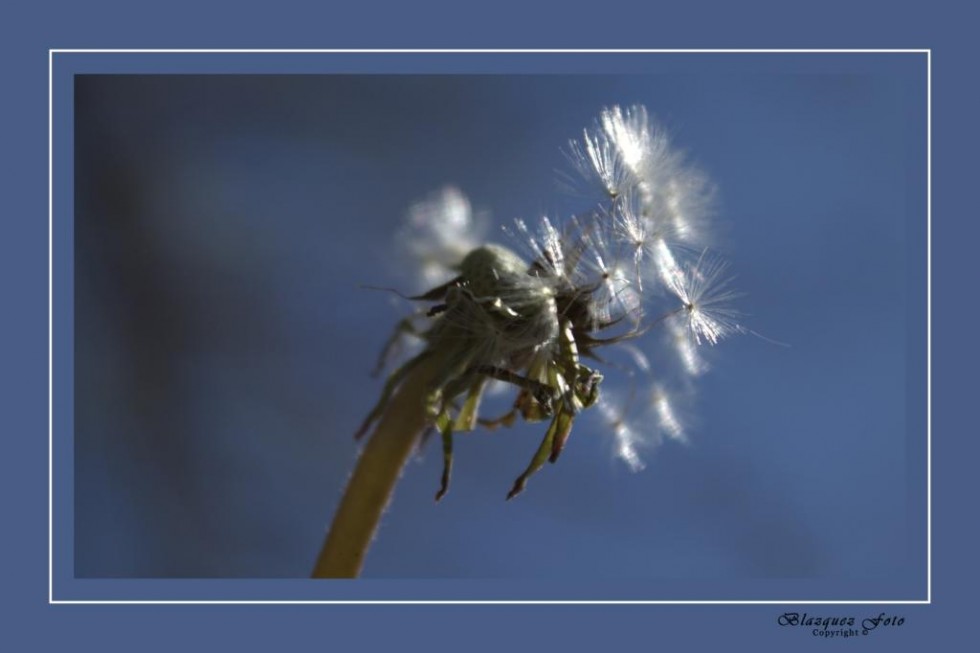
xmin=566 ymin=124 xmax=636 ymax=200
xmin=314 ymin=106 xmax=744 ymax=578
xmin=569 ymin=106 xmax=717 ymax=299
xmin=597 ymin=384 xmax=688 ymax=471
xmin=674 ymin=250 xmax=745 ymax=346
xmin=651 ymin=383 xmax=686 ymax=443
xmin=598 ymin=391 xmax=647 ymax=472
xmin=599 ymin=105 xmax=659 ymax=178
xmin=658 ymin=170 xmax=715 ymax=246
xmin=400 ymin=186 xmax=489 ymax=288
xmin=665 ymin=313 xmax=708 ymax=376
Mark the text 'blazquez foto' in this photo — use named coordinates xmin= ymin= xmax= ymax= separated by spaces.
xmin=778 ymin=612 xmax=905 ymax=638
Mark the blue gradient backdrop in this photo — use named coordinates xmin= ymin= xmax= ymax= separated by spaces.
xmin=70 ymin=65 xmax=925 ymax=591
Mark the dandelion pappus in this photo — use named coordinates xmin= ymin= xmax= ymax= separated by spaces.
xmin=356 ymin=105 xmax=750 ymax=501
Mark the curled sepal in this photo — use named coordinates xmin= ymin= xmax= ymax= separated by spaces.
xmin=477 ymin=408 xmax=518 ymax=430
xmin=547 ymin=408 xmax=576 ymax=464
xmin=507 ymin=407 xmax=574 ymax=500
xmin=454 ymin=378 xmax=487 ymax=432
xmin=434 ymin=410 xmax=454 ymax=502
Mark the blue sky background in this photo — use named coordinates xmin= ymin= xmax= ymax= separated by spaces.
xmin=73 ymin=71 xmax=923 ymax=586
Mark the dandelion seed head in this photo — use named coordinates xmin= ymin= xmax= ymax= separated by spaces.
xmin=666 ymin=315 xmax=708 ymax=377
xmin=611 ymin=194 xmax=649 ymax=252
xmin=656 ymin=168 xmax=716 ymax=248
xmin=617 ymin=437 xmax=646 ymax=472
xmin=600 ymin=105 xmax=652 ymax=175
xmin=652 ymin=237 xmax=687 ymax=298
xmin=620 ymin=343 xmax=651 ymax=374
xmin=566 ymin=130 xmax=637 ymax=201
xmin=566 ymin=105 xmax=665 ymax=202
xmin=598 ymin=382 xmax=689 ymax=472
xmin=677 ymin=252 xmax=745 ymax=346
xmin=571 ymin=216 xmax=645 ymax=326
xmin=651 ymin=384 xmax=686 ymax=443
xmin=609 ymin=192 xmax=658 ymax=269
xmin=598 ymin=393 xmax=646 ymax=472
xmin=401 ymin=186 xmax=488 ymax=287
xmin=593 ymin=254 xmax=642 ymax=324
xmin=506 ymin=216 xmax=573 ymax=284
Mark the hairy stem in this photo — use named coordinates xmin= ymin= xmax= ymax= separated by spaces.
xmin=312 ymin=353 xmax=443 ymax=578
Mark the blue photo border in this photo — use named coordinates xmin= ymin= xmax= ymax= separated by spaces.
xmin=2 ymin=0 xmax=973 ymax=643
xmin=50 ymin=49 xmax=930 ymax=604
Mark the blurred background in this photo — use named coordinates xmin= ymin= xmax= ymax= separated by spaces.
xmin=74 ymin=73 xmax=920 ymax=580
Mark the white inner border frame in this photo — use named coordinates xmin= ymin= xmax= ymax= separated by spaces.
xmin=49 ymin=48 xmax=931 ymax=605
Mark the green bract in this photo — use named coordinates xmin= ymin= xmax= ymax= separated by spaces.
xmin=356 ymin=244 xmax=604 ymax=500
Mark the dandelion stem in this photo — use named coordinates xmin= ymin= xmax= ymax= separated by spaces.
xmin=312 ymin=353 xmax=444 ymax=578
